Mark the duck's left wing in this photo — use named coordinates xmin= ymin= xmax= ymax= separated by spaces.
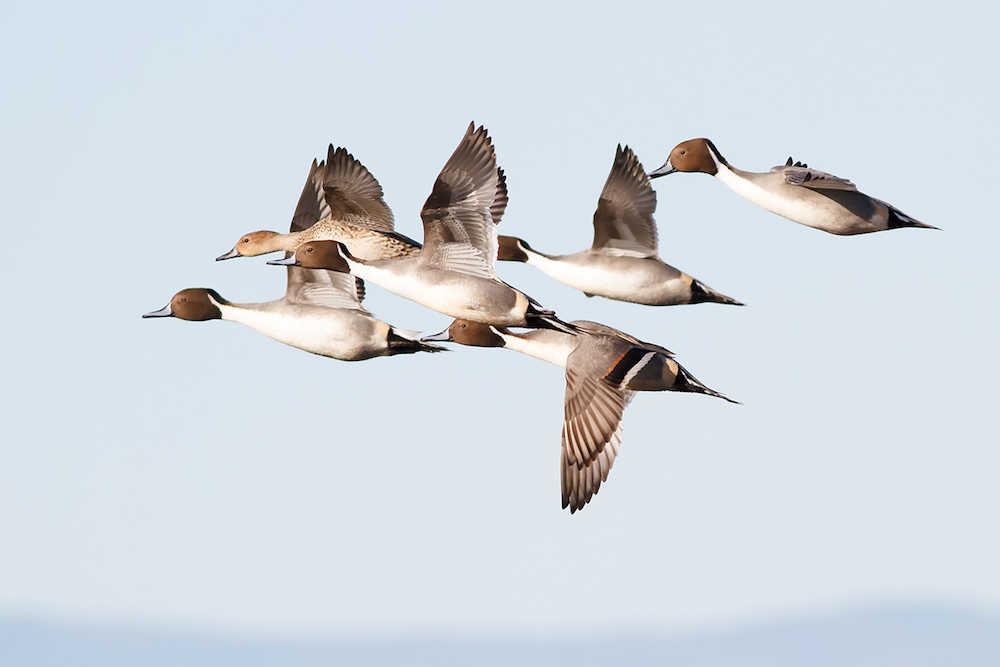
xmin=419 ymin=123 xmax=506 ymax=279
xmin=592 ymin=145 xmax=659 ymax=259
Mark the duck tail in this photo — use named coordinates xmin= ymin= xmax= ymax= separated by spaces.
xmin=386 ymin=328 xmax=449 ymax=355
xmin=525 ymin=308 xmax=580 ymax=335
xmin=885 ymin=204 xmax=939 ymax=231
xmin=689 ymin=278 xmax=744 ymax=306
xmin=674 ymin=363 xmax=739 ymax=404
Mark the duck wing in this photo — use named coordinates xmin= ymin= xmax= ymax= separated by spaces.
xmin=419 ymin=123 xmax=506 ymax=279
xmin=592 ymin=145 xmax=659 ymax=258
xmin=289 ymin=158 xmax=327 ymax=233
xmin=781 ymin=165 xmax=858 ymax=191
xmin=285 ymin=266 xmax=367 ymax=312
xmin=561 ymin=365 xmax=635 ymax=513
xmin=283 ymin=158 xmax=367 ymax=309
xmin=320 ymin=145 xmax=396 ymax=231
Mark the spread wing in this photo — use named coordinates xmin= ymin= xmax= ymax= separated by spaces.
xmin=561 ymin=366 xmax=635 ymax=513
xmin=780 ymin=164 xmax=858 ymax=191
xmin=419 ymin=123 xmax=505 ymax=279
xmin=285 ymin=266 xmax=367 ymax=312
xmin=285 ymin=159 xmax=366 ymax=309
xmin=320 ymin=145 xmax=396 ymax=231
xmin=289 ymin=159 xmax=328 ymax=233
xmin=591 ymin=145 xmax=658 ymax=258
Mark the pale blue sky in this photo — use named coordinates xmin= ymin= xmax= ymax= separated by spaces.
xmin=1 ymin=0 xmax=998 ymax=639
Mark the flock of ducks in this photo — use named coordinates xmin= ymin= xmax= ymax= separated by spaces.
xmin=145 ymin=123 xmax=935 ymax=513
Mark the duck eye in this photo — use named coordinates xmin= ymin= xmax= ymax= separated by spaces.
xmin=181 ymin=298 xmax=187 ymax=302
xmin=306 ymin=247 xmax=314 ymax=252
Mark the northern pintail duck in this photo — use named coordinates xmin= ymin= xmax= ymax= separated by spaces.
xmin=497 ymin=145 xmax=741 ymax=306
xmin=143 ymin=271 xmax=444 ymax=361
xmin=648 ymin=138 xmax=937 ymax=236
xmin=423 ymin=319 xmax=735 ymax=512
xmin=217 ymin=145 xmax=421 ymax=262
xmin=286 ymin=123 xmax=574 ymax=332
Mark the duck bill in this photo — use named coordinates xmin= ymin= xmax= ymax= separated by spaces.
xmin=215 ymin=246 xmax=241 ymax=261
xmin=142 ymin=304 xmax=174 ymax=318
xmin=646 ymin=160 xmax=677 ymax=179
xmin=420 ymin=327 xmax=453 ymax=343
xmin=267 ymin=255 xmax=300 ymax=266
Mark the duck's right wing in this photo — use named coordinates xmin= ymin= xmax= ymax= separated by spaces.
xmin=419 ymin=123 xmax=506 ymax=279
xmin=591 ymin=145 xmax=659 ymax=259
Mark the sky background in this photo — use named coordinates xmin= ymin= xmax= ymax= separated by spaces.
xmin=2 ymin=0 xmax=998 ymax=642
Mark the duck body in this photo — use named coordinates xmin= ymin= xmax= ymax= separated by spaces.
xmin=648 ymin=138 xmax=936 ymax=236
xmin=502 ymin=240 xmax=738 ymax=306
xmin=214 ymin=298 xmax=421 ymax=361
xmin=342 ymin=252 xmax=535 ymax=327
xmin=282 ymin=223 xmax=422 ymax=261
xmin=714 ymin=161 xmax=919 ymax=236
xmin=497 ymin=146 xmax=740 ymax=305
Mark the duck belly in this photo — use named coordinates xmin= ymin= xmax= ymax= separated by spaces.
xmin=528 ymin=253 xmax=691 ymax=305
xmin=225 ymin=306 xmax=388 ymax=361
xmin=354 ymin=263 xmax=528 ymax=326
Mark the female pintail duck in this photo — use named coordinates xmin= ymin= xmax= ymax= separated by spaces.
xmin=423 ymin=319 xmax=735 ymax=513
xmin=647 ymin=138 xmax=937 ymax=236
xmin=279 ymin=123 xmax=575 ymax=333
xmin=497 ymin=145 xmax=741 ymax=306
xmin=217 ymin=145 xmax=421 ymax=262
xmin=143 ymin=269 xmax=444 ymax=361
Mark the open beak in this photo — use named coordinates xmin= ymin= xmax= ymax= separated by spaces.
xmin=646 ymin=160 xmax=677 ymax=179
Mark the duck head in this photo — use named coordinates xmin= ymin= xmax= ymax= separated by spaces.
xmin=216 ymin=230 xmax=285 ymax=260
xmin=648 ymin=138 xmax=727 ymax=178
xmin=143 ymin=288 xmax=227 ymax=321
xmin=421 ymin=319 xmax=506 ymax=347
